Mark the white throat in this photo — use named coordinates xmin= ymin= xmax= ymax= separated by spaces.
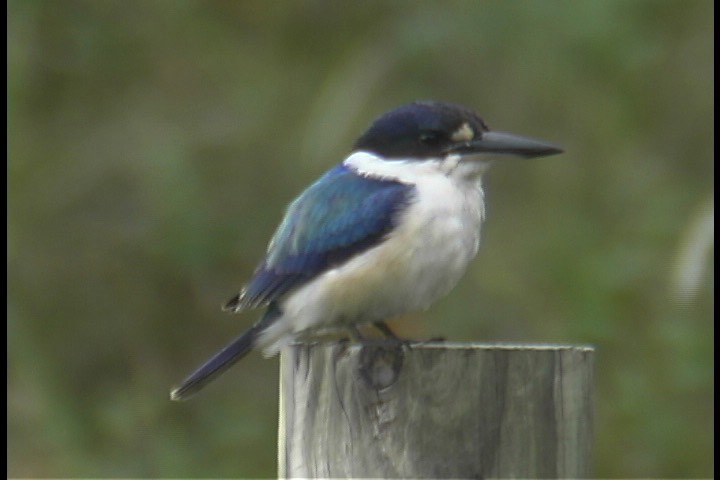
xmin=344 ymin=151 xmax=491 ymax=184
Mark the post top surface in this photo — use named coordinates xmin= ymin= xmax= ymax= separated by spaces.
xmin=287 ymin=341 xmax=595 ymax=353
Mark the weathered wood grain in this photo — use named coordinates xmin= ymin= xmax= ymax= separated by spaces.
xmin=279 ymin=342 xmax=594 ymax=479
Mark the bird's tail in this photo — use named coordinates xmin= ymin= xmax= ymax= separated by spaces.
xmin=170 ymin=304 xmax=281 ymax=401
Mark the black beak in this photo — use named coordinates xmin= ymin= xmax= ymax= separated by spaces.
xmin=449 ymin=131 xmax=564 ymax=159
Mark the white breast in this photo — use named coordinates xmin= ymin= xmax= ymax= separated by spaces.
xmin=258 ymin=151 xmax=487 ymax=355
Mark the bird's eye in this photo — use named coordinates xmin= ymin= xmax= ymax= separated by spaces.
xmin=419 ymin=131 xmax=443 ymax=146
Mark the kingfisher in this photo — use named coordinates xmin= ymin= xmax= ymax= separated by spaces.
xmin=170 ymin=101 xmax=562 ymax=400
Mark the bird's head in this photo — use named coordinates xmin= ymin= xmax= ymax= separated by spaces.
xmin=353 ymin=101 xmax=563 ymax=161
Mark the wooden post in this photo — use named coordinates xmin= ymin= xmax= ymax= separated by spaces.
xmin=278 ymin=342 xmax=594 ymax=479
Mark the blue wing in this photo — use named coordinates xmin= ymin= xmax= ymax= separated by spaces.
xmin=225 ymin=164 xmax=415 ymax=311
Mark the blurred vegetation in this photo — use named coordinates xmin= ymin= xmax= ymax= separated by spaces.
xmin=8 ymin=0 xmax=713 ymax=477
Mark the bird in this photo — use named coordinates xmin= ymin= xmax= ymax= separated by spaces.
xmin=170 ymin=101 xmax=562 ymax=401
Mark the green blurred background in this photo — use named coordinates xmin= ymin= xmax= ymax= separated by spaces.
xmin=9 ymin=0 xmax=713 ymax=477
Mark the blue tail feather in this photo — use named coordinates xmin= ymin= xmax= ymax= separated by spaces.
xmin=170 ymin=305 xmax=281 ymax=401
